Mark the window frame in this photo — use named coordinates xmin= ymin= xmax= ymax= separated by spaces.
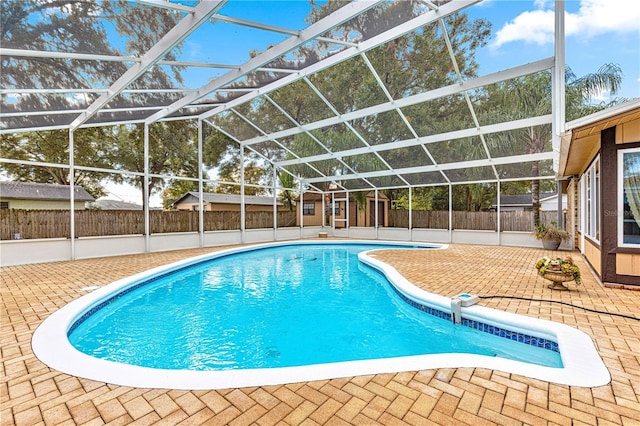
xmin=579 ymin=155 xmax=600 ymax=244
xmin=302 ymin=202 xmax=315 ymax=216
xmin=618 ymin=147 xmax=640 ymax=248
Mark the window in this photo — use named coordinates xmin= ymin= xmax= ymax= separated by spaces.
xmin=0 ymin=201 xmax=8 ymax=209
xmin=302 ymin=202 xmax=315 ymax=215
xmin=579 ymin=156 xmax=600 ymax=243
xmin=619 ymin=148 xmax=640 ymax=246
xmin=327 ymin=202 xmax=340 ymax=215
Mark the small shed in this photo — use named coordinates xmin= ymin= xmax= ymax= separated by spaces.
xmin=0 ymin=181 xmax=94 ymax=210
xmin=295 ymin=191 xmax=389 ymax=228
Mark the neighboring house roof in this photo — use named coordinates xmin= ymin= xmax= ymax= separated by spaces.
xmin=0 ymin=181 xmax=94 ymax=202
xmin=172 ymin=192 xmax=282 ymax=207
xmin=92 ymin=199 xmax=143 ymax=210
xmin=492 ymin=192 xmax=557 ymax=207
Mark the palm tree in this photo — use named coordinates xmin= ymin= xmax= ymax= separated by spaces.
xmin=482 ymin=64 xmax=623 ymax=226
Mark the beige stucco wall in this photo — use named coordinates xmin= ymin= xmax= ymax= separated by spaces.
xmin=2 ymin=199 xmax=87 ymax=210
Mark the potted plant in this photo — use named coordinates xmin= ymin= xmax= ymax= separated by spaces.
xmin=534 ymin=221 xmax=571 ymax=250
xmin=535 ymin=255 xmax=582 ymax=290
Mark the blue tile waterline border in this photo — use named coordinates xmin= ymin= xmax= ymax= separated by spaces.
xmin=391 ymin=286 xmax=560 ymax=353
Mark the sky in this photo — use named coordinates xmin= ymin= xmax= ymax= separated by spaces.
xmin=101 ymin=0 xmax=640 ymax=206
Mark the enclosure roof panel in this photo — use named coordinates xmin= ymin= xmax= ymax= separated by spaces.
xmin=1 ymin=0 xmax=573 ymax=190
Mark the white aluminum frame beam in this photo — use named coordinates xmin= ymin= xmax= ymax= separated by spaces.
xmin=212 ymin=14 xmax=357 ymax=47
xmin=199 ymin=0 xmax=481 ymax=122
xmin=0 ymin=88 xmax=198 ymax=94
xmin=68 ymin=0 xmax=228 ymax=130
xmin=135 ymin=0 xmax=194 ymax=14
xmin=303 ymin=151 xmax=554 ymax=185
xmin=277 ymin=115 xmax=552 ymax=167
xmin=0 ymin=48 xmax=302 ymax=74
xmin=146 ymin=0 xmax=385 ymax=124
xmin=240 ymin=58 xmax=554 ymax=147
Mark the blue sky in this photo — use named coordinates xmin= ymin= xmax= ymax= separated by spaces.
xmin=177 ymin=0 xmax=639 ymax=100
xmin=467 ymin=0 xmax=640 ymax=101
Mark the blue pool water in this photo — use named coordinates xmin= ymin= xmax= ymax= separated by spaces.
xmin=69 ymin=243 xmax=562 ymax=370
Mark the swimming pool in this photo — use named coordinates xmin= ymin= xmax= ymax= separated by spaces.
xmin=32 ymin=240 xmax=610 ymax=389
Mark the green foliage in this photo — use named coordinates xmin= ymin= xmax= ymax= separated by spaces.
xmin=534 ymin=221 xmax=571 ymax=242
xmin=106 ymin=121 xmax=199 ymax=208
xmin=0 ymin=128 xmax=115 ymax=198
xmin=535 ymin=256 xmax=581 ymax=284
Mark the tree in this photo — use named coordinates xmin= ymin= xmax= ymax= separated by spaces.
xmin=480 ymin=64 xmax=623 ymax=226
xmin=0 ymin=128 xmax=116 ymax=198
xmin=1 ymin=0 xmax=187 ymax=199
xmin=197 ymin=0 xmax=492 ymax=204
xmin=108 ymin=121 xmax=199 ymax=210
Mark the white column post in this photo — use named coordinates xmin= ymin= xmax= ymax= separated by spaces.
xmin=552 ymin=0 xmax=566 ymax=173
xmin=198 ymin=119 xmax=204 ymax=247
xmin=497 ymin=181 xmax=501 ymax=245
xmin=345 ymin=191 xmax=350 ymax=236
xmin=299 ymin=180 xmax=304 ymax=239
xmin=240 ymin=146 xmax=245 ymax=243
xmin=375 ymin=189 xmax=379 ymax=239
xmin=408 ymin=186 xmax=413 ymax=241
xmin=69 ymin=129 xmax=75 ymax=260
xmin=273 ymin=167 xmax=278 ymax=240
xmin=448 ymin=184 xmax=453 ymax=243
xmin=144 ymin=124 xmax=150 ymax=252
xmin=321 ymin=191 xmax=326 ymax=231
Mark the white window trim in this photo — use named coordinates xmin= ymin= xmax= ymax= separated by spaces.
xmin=618 ymin=147 xmax=640 ymax=248
xmin=579 ymin=156 xmax=600 ymax=245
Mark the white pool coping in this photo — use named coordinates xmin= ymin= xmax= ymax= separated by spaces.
xmin=32 ymin=240 xmax=610 ymax=390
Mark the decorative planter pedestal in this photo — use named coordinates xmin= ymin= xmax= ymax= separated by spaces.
xmin=542 ymin=270 xmax=575 ymax=290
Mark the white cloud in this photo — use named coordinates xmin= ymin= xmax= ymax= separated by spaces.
xmin=492 ymin=0 xmax=640 ymax=49
xmin=492 ymin=9 xmax=554 ymax=47
xmin=184 ymin=40 xmax=202 ymax=60
xmin=533 ymin=0 xmax=549 ymax=9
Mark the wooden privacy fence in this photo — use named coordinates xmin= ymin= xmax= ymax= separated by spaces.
xmin=0 ymin=209 xmax=297 ymax=240
xmin=1 ymin=209 xmax=561 ymax=240
xmin=388 ymin=209 xmax=560 ymax=231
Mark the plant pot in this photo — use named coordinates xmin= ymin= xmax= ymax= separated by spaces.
xmin=542 ymin=270 xmax=575 ymax=290
xmin=541 ymin=238 xmax=561 ymax=250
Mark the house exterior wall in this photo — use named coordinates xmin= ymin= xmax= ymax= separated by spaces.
xmin=297 ymin=199 xmax=324 ymax=226
xmin=1 ymin=199 xmax=87 ymax=210
xmin=582 ymin=238 xmax=601 ymax=276
xmin=570 ymin=114 xmax=640 ymax=287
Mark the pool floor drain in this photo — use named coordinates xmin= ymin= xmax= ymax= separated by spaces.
xmin=265 ymin=348 xmax=281 ymax=358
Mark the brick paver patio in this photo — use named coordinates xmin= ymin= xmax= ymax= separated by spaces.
xmin=2 ymin=242 xmax=639 ymax=425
